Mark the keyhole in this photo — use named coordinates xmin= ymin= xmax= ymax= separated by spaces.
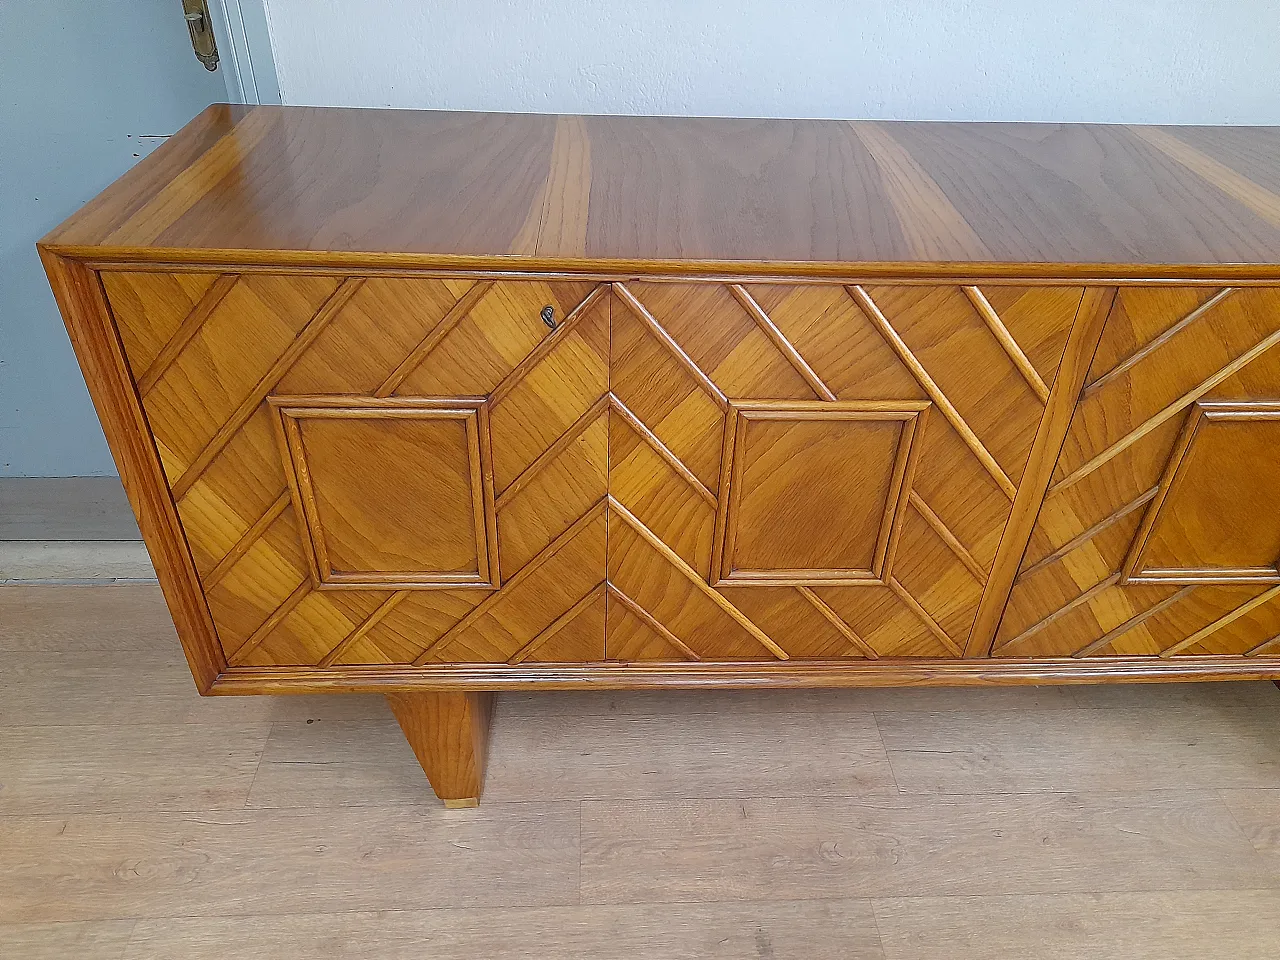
xmin=541 ymin=305 xmax=557 ymax=330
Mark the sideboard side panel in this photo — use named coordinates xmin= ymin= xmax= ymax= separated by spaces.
xmin=38 ymin=250 xmax=226 ymax=691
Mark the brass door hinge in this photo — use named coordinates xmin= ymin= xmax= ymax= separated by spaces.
xmin=183 ymin=0 xmax=219 ymax=71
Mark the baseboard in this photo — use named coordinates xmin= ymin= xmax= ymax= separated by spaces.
xmin=0 ymin=540 xmax=156 ymax=584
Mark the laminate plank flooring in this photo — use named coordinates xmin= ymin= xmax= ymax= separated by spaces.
xmin=117 ymin=902 xmax=883 ymax=960
xmin=872 ymin=890 xmax=1280 ymax=960
xmin=3 ymin=583 xmax=1280 ymax=958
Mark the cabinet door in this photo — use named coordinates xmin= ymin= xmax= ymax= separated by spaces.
xmin=101 ymin=272 xmax=609 ymax=666
xmin=996 ymin=286 xmax=1280 ymax=659
xmin=605 ymin=281 xmax=1085 ymax=661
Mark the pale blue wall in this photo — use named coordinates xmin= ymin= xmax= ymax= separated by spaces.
xmin=0 ymin=0 xmax=224 ymax=476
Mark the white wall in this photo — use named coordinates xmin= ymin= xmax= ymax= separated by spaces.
xmin=264 ymin=0 xmax=1279 ymax=123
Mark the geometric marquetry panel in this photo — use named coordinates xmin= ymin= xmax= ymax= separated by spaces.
xmin=102 ymin=269 xmax=1090 ymax=668
xmin=269 ymin=396 xmax=498 ymax=590
xmin=605 ymin=280 xmax=1086 ymax=662
xmin=102 ymin=271 xmax=609 ymax=667
xmin=997 ymin=287 xmax=1280 ymax=659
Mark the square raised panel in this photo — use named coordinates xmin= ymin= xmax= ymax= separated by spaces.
xmin=712 ymin=400 xmax=929 ymax=587
xmin=1124 ymin=401 xmax=1280 ymax=585
xmin=270 ymin=396 xmax=498 ymax=590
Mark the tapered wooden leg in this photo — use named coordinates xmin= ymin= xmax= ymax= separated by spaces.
xmin=386 ymin=692 xmax=493 ymax=807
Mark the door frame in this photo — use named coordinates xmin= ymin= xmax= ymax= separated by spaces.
xmin=210 ymin=0 xmax=280 ymax=104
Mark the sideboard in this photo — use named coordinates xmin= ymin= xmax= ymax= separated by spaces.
xmin=41 ymin=106 xmax=1280 ymax=805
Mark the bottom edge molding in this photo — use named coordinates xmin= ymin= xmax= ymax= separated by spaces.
xmin=209 ymin=655 xmax=1280 ymax=695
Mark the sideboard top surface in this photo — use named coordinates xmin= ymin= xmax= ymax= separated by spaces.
xmin=43 ymin=104 xmax=1280 ymax=275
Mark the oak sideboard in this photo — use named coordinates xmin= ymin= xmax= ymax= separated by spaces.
xmin=41 ymin=106 xmax=1280 ymax=805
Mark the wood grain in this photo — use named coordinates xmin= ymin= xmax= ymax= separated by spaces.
xmin=118 ymin=902 xmax=882 ymax=960
xmin=876 ymin=702 xmax=1280 ymax=794
xmin=0 ymin=722 xmax=270 ymax=815
xmin=965 ymin=286 xmax=1110 ymax=656
xmin=1000 ymin=285 xmax=1280 ymax=658
xmin=0 ymin=804 xmax=580 ymax=923
xmin=579 ymin=792 xmax=1275 ymax=903
xmin=0 ymin=921 xmax=137 ymax=960
xmin=38 ymin=251 xmax=225 ymax=691
xmin=873 ymin=890 xmax=1280 ymax=960
xmin=386 ymin=692 xmax=493 ymax=806
xmin=37 ymin=106 xmax=1280 ymax=711
xmin=210 ymin=656 xmax=1280 ymax=694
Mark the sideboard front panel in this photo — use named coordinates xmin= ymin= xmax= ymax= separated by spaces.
xmin=996 ymin=286 xmax=1280 ymax=659
xmin=102 ymin=272 xmax=610 ymax=667
xmin=604 ymin=281 xmax=1085 ymax=661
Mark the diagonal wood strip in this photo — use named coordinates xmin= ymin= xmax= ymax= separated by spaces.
xmin=1050 ymin=324 xmax=1280 ymax=497
xmin=413 ymin=499 xmax=607 ymax=665
xmin=847 ymin=284 xmax=1018 ymax=500
xmin=488 ymin=284 xmax=608 ymax=406
xmin=908 ymin=490 xmax=987 ymax=585
xmin=608 ymin=496 xmax=789 ymax=660
xmin=994 ymin=573 xmax=1123 ymax=654
xmin=609 ymin=395 xmax=717 ymax=506
xmin=1073 ymin=585 xmax=1197 ymax=658
xmin=606 ymin=582 xmax=703 ymax=662
xmin=374 ymin=280 xmax=494 ymax=397
xmin=613 ymin=282 xmax=729 ymax=411
xmin=1246 ymin=632 xmax=1280 ymax=657
xmin=171 ymin=278 xmax=366 ymax=501
xmin=796 ymin=586 xmax=879 ymax=659
xmin=137 ymin=274 xmax=239 ymax=395
xmin=1082 ymin=288 xmax=1237 ymax=399
xmin=1160 ymin=582 xmax=1280 ymax=658
xmin=203 ymin=490 xmax=291 ymax=590
xmin=1016 ymin=486 xmax=1160 ymax=583
xmin=227 ymin=578 xmax=311 ymax=665
xmin=508 ymin=582 xmax=605 ymax=664
xmin=877 ymin=409 xmax=928 ymax=582
xmin=963 ymin=286 xmax=1113 ymax=659
xmin=886 ymin=576 xmax=962 ymax=656
xmin=316 ymin=590 xmax=410 ymax=668
xmin=962 ymin=286 xmax=1050 ymax=403
xmin=495 ymin=394 xmax=609 ymax=509
xmin=728 ymin=284 xmax=837 ymax=401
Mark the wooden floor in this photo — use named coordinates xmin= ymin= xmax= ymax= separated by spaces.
xmin=2 ymin=585 xmax=1280 ymax=958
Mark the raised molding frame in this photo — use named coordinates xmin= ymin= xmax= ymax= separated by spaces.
xmin=1123 ymin=400 xmax=1280 ymax=585
xmin=269 ymin=395 xmax=499 ymax=591
xmin=710 ymin=400 xmax=930 ymax=588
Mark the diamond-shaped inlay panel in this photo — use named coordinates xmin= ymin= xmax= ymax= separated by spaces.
xmin=713 ymin=401 xmax=929 ymax=586
xmin=271 ymin=396 xmax=496 ymax=591
xmin=1124 ymin=401 xmax=1280 ymax=585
